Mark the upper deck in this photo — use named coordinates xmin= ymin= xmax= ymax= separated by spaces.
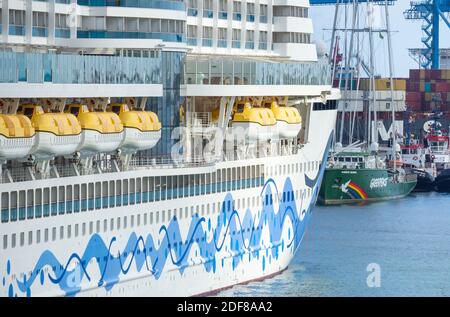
xmin=182 ymin=55 xmax=333 ymax=97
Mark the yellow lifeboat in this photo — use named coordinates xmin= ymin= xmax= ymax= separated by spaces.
xmin=230 ymin=102 xmax=276 ymax=141
xmin=264 ymin=101 xmax=302 ymax=139
xmin=65 ymin=104 xmax=124 ymax=157
xmin=18 ymin=104 xmax=82 ymax=160
xmin=108 ymin=103 xmax=161 ymax=154
xmin=0 ymin=114 xmax=35 ymax=160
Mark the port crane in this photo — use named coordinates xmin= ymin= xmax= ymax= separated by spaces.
xmin=404 ymin=0 xmax=450 ymax=69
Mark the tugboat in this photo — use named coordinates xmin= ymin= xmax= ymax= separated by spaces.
xmin=400 ymin=143 xmax=436 ymax=192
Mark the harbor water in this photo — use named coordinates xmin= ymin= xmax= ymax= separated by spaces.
xmin=217 ymin=192 xmax=450 ymax=296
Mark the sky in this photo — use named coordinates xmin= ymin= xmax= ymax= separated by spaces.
xmin=309 ymin=0 xmax=450 ymax=77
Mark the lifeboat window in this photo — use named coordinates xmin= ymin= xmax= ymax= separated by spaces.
xmin=112 ymin=106 xmax=121 ymax=114
xmin=236 ymin=104 xmax=245 ymax=113
xmin=70 ymin=106 xmax=80 ymax=117
xmin=23 ymin=107 xmax=34 ymax=119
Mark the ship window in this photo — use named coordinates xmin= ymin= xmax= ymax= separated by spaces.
xmin=117 ymin=217 xmax=121 ymax=230
xmin=58 ymin=186 xmax=65 ymax=215
xmin=137 ymin=214 xmax=141 ymax=226
xmin=107 ymin=181 xmax=114 ymax=208
xmin=36 ymin=230 xmax=41 ymax=244
xmin=67 ymin=225 xmax=71 ymax=239
xmin=116 ymin=180 xmax=122 ymax=206
xmin=44 ymin=229 xmax=49 ymax=242
xmin=28 ymin=231 xmax=32 ymax=245
xmin=131 ymin=215 xmax=135 ymax=227
xmin=110 ymin=218 xmax=114 ymax=231
xmin=185 ymin=207 xmax=189 ymax=218
xmin=123 ymin=216 xmax=127 ymax=229
xmin=11 ymin=234 xmax=16 ymax=248
xmin=19 ymin=232 xmax=24 ymax=246
xmin=95 ymin=182 xmax=101 ymax=210
xmin=130 ymin=178 xmax=135 ymax=205
xmin=136 ymin=178 xmax=142 ymax=203
xmin=103 ymin=219 xmax=107 ymax=232
xmin=96 ymin=220 xmax=100 ymax=233
xmin=162 ymin=210 xmax=165 ymax=223
xmin=156 ymin=211 xmax=160 ymax=223
xmin=81 ymin=223 xmax=86 ymax=236
xmin=88 ymin=183 xmax=94 ymax=211
xmin=52 ymin=227 xmax=56 ymax=241
xmin=89 ymin=221 xmax=93 ymax=235
xmin=144 ymin=213 xmax=147 ymax=225
xmin=1 ymin=192 xmax=8 ymax=223
xmin=75 ymin=224 xmax=79 ymax=237
xmin=3 ymin=235 xmax=7 ymax=249
xmin=60 ymin=226 xmax=64 ymax=240
xmin=26 ymin=189 xmax=34 ymax=219
xmin=150 ymin=212 xmax=153 ymax=224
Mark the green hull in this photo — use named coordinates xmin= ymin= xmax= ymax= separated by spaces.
xmin=318 ymin=168 xmax=417 ymax=205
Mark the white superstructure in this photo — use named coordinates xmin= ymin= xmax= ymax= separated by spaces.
xmin=0 ymin=0 xmax=339 ymax=297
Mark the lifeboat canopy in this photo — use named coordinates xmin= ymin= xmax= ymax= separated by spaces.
xmin=65 ymin=104 xmax=124 ymax=157
xmin=230 ymin=102 xmax=276 ymax=141
xmin=108 ymin=103 xmax=161 ymax=153
xmin=0 ymin=114 xmax=35 ymax=160
xmin=18 ymin=104 xmax=82 ymax=160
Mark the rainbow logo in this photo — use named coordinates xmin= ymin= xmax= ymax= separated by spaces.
xmin=341 ymin=180 xmax=368 ymax=200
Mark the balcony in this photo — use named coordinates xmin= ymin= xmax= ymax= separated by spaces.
xmin=9 ymin=25 xmax=25 ymax=36
xmin=77 ymin=30 xmax=185 ymax=43
xmin=202 ymin=39 xmax=213 ymax=47
xmin=55 ymin=28 xmax=70 ymax=38
xmin=203 ymin=10 xmax=214 ymax=18
xmin=217 ymin=39 xmax=227 ymax=48
xmin=0 ymin=51 xmax=163 ymax=98
xmin=188 ymin=8 xmax=198 ymax=16
xmin=233 ymin=13 xmax=242 ymax=21
xmin=187 ymin=38 xmax=197 ymax=46
xmin=218 ymin=11 xmax=228 ymax=19
xmin=245 ymin=42 xmax=255 ymax=49
xmin=78 ymin=0 xmax=186 ymax=10
xmin=32 ymin=27 xmax=48 ymax=37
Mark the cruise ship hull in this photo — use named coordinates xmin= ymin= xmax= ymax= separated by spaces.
xmin=0 ymin=108 xmax=336 ymax=297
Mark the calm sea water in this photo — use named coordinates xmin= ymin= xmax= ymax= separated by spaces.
xmin=217 ymin=192 xmax=450 ymax=296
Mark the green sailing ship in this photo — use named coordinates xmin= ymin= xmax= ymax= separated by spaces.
xmin=318 ymin=152 xmax=417 ymax=205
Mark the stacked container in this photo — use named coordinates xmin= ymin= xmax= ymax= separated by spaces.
xmin=406 ymin=69 xmax=450 ymax=112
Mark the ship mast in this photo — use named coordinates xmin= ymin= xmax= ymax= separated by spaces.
xmin=384 ymin=0 xmax=397 ymax=171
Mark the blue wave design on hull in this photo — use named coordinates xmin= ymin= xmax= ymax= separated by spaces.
xmin=6 ymin=134 xmax=333 ymax=297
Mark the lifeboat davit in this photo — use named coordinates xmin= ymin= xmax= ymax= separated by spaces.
xmin=108 ymin=103 xmax=161 ymax=153
xmin=264 ymin=101 xmax=302 ymax=139
xmin=0 ymin=114 xmax=35 ymax=160
xmin=65 ymin=104 xmax=124 ymax=157
xmin=19 ymin=104 xmax=82 ymax=160
xmin=230 ymin=102 xmax=276 ymax=141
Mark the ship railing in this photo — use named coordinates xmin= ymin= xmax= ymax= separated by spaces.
xmin=129 ymin=156 xmax=219 ymax=169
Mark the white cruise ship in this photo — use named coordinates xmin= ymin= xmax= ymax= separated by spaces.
xmin=0 ymin=0 xmax=339 ymax=296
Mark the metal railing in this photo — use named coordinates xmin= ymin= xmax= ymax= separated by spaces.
xmin=183 ymin=56 xmax=332 ymax=86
